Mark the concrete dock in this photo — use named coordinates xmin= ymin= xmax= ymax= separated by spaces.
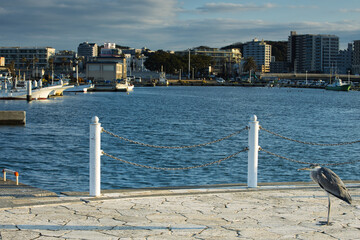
xmin=0 ymin=111 xmax=26 ymax=125
xmin=0 ymin=178 xmax=359 ymax=239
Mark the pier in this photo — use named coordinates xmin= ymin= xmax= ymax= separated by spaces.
xmin=0 ymin=178 xmax=359 ymax=239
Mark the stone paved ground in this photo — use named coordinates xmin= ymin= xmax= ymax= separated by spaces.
xmin=0 ymin=185 xmax=359 ymax=239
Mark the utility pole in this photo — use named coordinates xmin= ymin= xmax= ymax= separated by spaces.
xmin=188 ymin=49 xmax=191 ymax=79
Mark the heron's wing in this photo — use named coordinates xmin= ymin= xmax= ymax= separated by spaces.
xmin=316 ymin=167 xmax=352 ymax=204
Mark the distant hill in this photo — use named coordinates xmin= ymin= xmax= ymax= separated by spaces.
xmin=221 ymin=41 xmax=288 ymax=62
xmin=267 ymin=41 xmax=287 ymax=62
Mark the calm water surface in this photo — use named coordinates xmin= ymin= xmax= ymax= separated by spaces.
xmin=0 ymin=87 xmax=359 ymax=193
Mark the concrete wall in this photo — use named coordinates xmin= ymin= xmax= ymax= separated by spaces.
xmin=0 ymin=111 xmax=26 ymax=125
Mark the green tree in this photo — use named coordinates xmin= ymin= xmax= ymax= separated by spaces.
xmin=144 ymin=50 xmax=182 ymax=74
xmin=144 ymin=50 xmax=212 ymax=77
xmin=6 ymin=60 xmax=16 ymax=79
xmin=243 ymin=57 xmax=257 ymax=72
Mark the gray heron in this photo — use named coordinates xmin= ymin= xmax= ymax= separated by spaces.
xmin=298 ymin=164 xmax=352 ymax=225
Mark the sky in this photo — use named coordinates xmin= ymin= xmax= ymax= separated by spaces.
xmin=0 ymin=0 xmax=359 ymax=52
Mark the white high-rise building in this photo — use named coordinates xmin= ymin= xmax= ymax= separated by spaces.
xmin=243 ymin=38 xmax=272 ymax=73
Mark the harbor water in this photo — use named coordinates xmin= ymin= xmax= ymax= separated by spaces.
xmin=0 ymin=86 xmax=359 ymax=193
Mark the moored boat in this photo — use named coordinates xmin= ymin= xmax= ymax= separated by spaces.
xmin=92 ymin=79 xmax=134 ymax=92
xmin=325 ymin=77 xmax=351 ymax=91
xmin=0 ymin=84 xmax=65 ymax=100
xmin=50 ymin=85 xmax=75 ymax=96
xmin=64 ymin=84 xmax=94 ymax=93
xmin=116 ymin=79 xmax=134 ymax=92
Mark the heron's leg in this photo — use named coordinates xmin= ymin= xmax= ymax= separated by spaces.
xmin=327 ymin=194 xmax=331 ymax=225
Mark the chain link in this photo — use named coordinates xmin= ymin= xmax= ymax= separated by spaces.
xmin=102 ymin=127 xmax=248 ymax=149
xmin=102 ymin=147 xmax=248 ymax=171
xmin=260 ymin=126 xmax=360 ymax=146
xmin=259 ymin=147 xmax=360 ymax=166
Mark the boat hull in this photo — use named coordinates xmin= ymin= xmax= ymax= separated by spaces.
xmin=0 ymin=85 xmax=65 ymax=100
xmin=92 ymin=82 xmax=134 ymax=92
xmin=325 ymin=85 xmax=351 ymax=91
xmin=64 ymin=84 xmax=94 ymax=92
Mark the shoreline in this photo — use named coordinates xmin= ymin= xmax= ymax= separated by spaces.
xmin=133 ymin=80 xmax=360 ymax=91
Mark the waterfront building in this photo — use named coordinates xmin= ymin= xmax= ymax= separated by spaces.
xmin=0 ymin=46 xmax=55 ymax=73
xmin=176 ymin=47 xmax=241 ymax=76
xmin=287 ymin=31 xmax=339 ymax=73
xmin=77 ymin=42 xmax=98 ymax=59
xmin=86 ymin=58 xmax=127 ymax=82
xmin=121 ymin=48 xmax=147 ymax=74
xmin=243 ymin=38 xmax=272 ymax=73
xmin=52 ymin=50 xmax=77 ymax=75
xmin=100 ymin=43 xmax=121 ymax=57
xmin=353 ymin=40 xmax=360 ymax=74
xmin=338 ymin=43 xmax=353 ymax=74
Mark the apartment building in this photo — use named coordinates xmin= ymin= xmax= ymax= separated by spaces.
xmin=338 ymin=43 xmax=353 ymax=74
xmin=77 ymin=42 xmax=98 ymax=59
xmin=353 ymin=40 xmax=360 ymax=74
xmin=287 ymin=31 xmax=339 ymax=73
xmin=0 ymin=46 xmax=55 ymax=70
xmin=243 ymin=38 xmax=272 ymax=73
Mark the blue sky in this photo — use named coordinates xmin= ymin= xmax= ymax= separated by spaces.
xmin=0 ymin=0 xmax=359 ymax=51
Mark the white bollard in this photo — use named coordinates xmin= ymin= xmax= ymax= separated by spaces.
xmin=89 ymin=116 xmax=101 ymax=197
xmin=248 ymin=115 xmax=259 ymax=188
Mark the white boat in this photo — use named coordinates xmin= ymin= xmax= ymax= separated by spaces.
xmin=50 ymin=85 xmax=75 ymax=96
xmin=158 ymin=71 xmax=169 ymax=86
xmin=0 ymin=84 xmax=64 ymax=100
xmin=93 ymin=79 xmax=134 ymax=92
xmin=116 ymin=79 xmax=134 ymax=92
xmin=64 ymin=84 xmax=94 ymax=93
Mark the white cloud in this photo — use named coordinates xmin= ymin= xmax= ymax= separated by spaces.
xmin=197 ymin=2 xmax=276 ymax=12
xmin=0 ymin=0 xmax=358 ymax=51
xmin=340 ymin=8 xmax=360 ymax=13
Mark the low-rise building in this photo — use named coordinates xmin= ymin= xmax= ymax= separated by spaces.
xmin=86 ymin=59 xmax=127 ymax=82
xmin=100 ymin=43 xmax=121 ymax=57
xmin=52 ymin=50 xmax=76 ymax=74
xmin=0 ymin=46 xmax=55 ymax=73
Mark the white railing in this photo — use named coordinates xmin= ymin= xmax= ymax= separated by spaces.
xmin=2 ymin=168 xmax=19 ymax=185
xmin=89 ymin=115 xmax=359 ymax=197
xmin=89 ymin=115 xmax=259 ymax=197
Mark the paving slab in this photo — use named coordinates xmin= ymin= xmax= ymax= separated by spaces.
xmin=0 ymin=180 xmax=359 ymax=239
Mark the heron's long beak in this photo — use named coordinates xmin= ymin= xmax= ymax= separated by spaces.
xmin=297 ymin=167 xmax=311 ymax=171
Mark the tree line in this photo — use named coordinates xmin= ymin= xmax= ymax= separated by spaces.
xmin=144 ymin=50 xmax=213 ymax=78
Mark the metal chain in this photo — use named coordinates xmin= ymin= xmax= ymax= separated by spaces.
xmin=259 ymin=147 xmax=360 ymax=166
xmin=102 ymin=147 xmax=248 ymax=171
xmin=102 ymin=127 xmax=248 ymax=149
xmin=260 ymin=126 xmax=360 ymax=146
